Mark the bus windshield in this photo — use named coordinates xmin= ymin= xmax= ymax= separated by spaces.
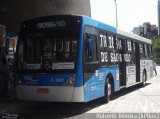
xmin=17 ymin=33 xmax=78 ymax=71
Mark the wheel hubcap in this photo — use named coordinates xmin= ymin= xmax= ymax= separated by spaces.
xmin=108 ymin=83 xmax=111 ymax=96
xmin=143 ymin=74 xmax=146 ymax=84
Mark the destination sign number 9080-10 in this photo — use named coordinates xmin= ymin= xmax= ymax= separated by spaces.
xmin=37 ymin=20 xmax=66 ymax=29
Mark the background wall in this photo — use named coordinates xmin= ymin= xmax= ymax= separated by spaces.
xmin=0 ymin=0 xmax=91 ymax=31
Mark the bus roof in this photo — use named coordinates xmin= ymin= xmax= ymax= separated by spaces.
xmin=117 ymin=29 xmax=151 ymax=44
xmin=20 ymin=15 xmax=152 ymax=44
xmin=82 ymin=15 xmax=152 ymax=44
xmin=82 ymin=15 xmax=117 ymax=34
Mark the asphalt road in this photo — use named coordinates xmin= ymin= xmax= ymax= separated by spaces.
xmin=1 ymin=67 xmax=160 ymax=119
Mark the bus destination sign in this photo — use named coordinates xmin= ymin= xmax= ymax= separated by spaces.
xmin=37 ymin=20 xmax=66 ymax=29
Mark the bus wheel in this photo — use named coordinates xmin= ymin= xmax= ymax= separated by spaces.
xmin=141 ymin=71 xmax=147 ymax=87
xmin=108 ymin=80 xmax=113 ymax=100
xmin=101 ymin=78 xmax=113 ymax=103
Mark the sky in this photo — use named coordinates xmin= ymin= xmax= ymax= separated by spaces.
xmin=90 ymin=0 xmax=158 ymax=32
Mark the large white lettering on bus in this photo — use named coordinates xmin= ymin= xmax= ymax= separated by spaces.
xmin=124 ymin=54 xmax=131 ymax=62
xmin=108 ymin=36 xmax=114 ymax=49
xmin=111 ymin=53 xmax=122 ymax=62
xmin=101 ymin=52 xmax=108 ymax=62
xmin=100 ymin=34 xmax=107 ymax=48
xmin=99 ymin=34 xmax=122 ymax=63
xmin=100 ymin=34 xmax=108 ymax=62
xmin=116 ymin=38 xmax=122 ymax=50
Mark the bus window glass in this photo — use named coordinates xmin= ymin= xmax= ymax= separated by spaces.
xmin=86 ymin=34 xmax=98 ymax=62
xmin=147 ymin=45 xmax=151 ymax=57
xmin=149 ymin=45 xmax=152 ymax=58
xmin=25 ymin=38 xmax=34 ymax=63
xmin=140 ymin=43 xmax=143 ymax=54
xmin=132 ymin=41 xmax=135 ymax=52
xmin=140 ymin=43 xmax=147 ymax=58
xmin=43 ymin=38 xmax=52 ymax=60
xmin=143 ymin=44 xmax=146 ymax=58
xmin=144 ymin=44 xmax=148 ymax=58
xmin=17 ymin=33 xmax=78 ymax=70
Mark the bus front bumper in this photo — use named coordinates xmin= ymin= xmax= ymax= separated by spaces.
xmin=16 ymin=85 xmax=84 ymax=102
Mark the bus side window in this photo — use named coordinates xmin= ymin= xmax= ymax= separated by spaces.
xmin=140 ymin=43 xmax=144 ymax=59
xmin=144 ymin=44 xmax=148 ymax=58
xmin=132 ymin=41 xmax=135 ymax=52
xmin=148 ymin=45 xmax=153 ymax=59
xmin=146 ymin=44 xmax=150 ymax=58
xmin=86 ymin=34 xmax=98 ymax=62
xmin=143 ymin=44 xmax=147 ymax=58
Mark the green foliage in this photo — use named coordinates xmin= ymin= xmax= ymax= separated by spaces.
xmin=152 ymin=36 xmax=160 ymax=63
xmin=153 ymin=37 xmax=160 ymax=49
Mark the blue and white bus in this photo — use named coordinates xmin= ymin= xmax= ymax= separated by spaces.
xmin=16 ymin=15 xmax=154 ymax=102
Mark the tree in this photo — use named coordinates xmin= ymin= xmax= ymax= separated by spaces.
xmin=152 ymin=36 xmax=160 ymax=63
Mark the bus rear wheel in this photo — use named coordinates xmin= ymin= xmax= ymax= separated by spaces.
xmin=141 ymin=71 xmax=147 ymax=87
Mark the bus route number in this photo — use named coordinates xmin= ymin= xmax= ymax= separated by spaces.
xmin=37 ymin=20 xmax=66 ymax=29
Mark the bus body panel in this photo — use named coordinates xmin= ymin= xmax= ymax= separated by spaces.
xmin=140 ymin=59 xmax=154 ymax=81
xmin=17 ymin=73 xmax=75 ymax=86
xmin=83 ymin=66 xmax=120 ymax=102
xmin=108 ymin=66 xmax=120 ymax=92
xmin=16 ymin=15 xmax=84 ymax=102
xmin=126 ymin=65 xmax=136 ymax=87
xmin=75 ymin=17 xmax=84 ymax=87
xmin=82 ymin=16 xmax=120 ymax=102
xmin=16 ymin=73 xmax=85 ymax=101
xmin=17 ymin=85 xmax=84 ymax=102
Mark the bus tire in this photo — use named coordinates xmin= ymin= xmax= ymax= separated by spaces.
xmin=100 ymin=80 xmax=109 ymax=103
xmin=108 ymin=80 xmax=114 ymax=100
xmin=141 ymin=71 xmax=147 ymax=87
xmin=101 ymin=78 xmax=113 ymax=103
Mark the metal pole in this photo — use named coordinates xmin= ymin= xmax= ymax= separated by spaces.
xmin=114 ymin=0 xmax=118 ymax=27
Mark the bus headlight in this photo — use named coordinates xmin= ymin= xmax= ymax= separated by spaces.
xmin=64 ymin=76 xmax=75 ymax=86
